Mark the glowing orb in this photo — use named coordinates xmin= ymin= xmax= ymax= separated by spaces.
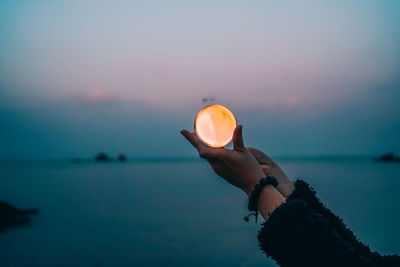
xmin=195 ymin=104 xmax=237 ymax=148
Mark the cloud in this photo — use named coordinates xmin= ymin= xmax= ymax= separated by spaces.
xmin=286 ymin=96 xmax=302 ymax=109
xmin=79 ymin=89 xmax=120 ymax=106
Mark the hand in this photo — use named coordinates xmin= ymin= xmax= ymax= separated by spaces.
xmin=181 ymin=125 xmax=265 ymax=196
xmin=247 ymin=147 xmax=295 ymax=198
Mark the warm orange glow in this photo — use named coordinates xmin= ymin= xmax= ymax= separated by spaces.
xmin=195 ymin=104 xmax=237 ymax=148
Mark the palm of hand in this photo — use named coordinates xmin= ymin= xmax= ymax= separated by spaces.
xmin=181 ymin=125 xmax=264 ymax=195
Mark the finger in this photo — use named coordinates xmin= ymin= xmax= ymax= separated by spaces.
xmin=198 ymin=147 xmax=225 ymax=159
xmin=260 ymin=164 xmax=272 ymax=176
xmin=247 ymin=147 xmax=272 ymax=165
xmin=233 ymin=125 xmax=245 ymax=152
xmin=181 ymin=130 xmax=202 ymax=149
xmin=181 ymin=130 xmax=225 ymax=159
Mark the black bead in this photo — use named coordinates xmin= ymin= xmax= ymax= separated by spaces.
xmin=255 ymin=184 xmax=261 ymax=191
xmin=247 ymin=176 xmax=279 ymax=215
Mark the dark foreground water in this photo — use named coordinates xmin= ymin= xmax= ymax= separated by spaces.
xmin=0 ymin=157 xmax=399 ymax=266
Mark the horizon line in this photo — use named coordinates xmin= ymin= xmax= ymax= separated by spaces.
xmin=0 ymin=153 xmax=387 ymax=163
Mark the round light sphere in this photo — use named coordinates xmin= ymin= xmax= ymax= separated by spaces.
xmin=195 ymin=104 xmax=237 ymax=148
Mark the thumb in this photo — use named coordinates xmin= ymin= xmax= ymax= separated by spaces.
xmin=233 ymin=125 xmax=245 ymax=152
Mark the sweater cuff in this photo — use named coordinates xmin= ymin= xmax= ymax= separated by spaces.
xmin=257 ymin=198 xmax=369 ymax=266
xmin=256 ymin=180 xmax=392 ymax=266
xmin=288 ymin=179 xmax=366 ymax=248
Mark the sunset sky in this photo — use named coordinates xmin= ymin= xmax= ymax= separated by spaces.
xmin=1 ymin=0 xmax=399 ymax=159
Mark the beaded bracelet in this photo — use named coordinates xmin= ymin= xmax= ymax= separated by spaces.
xmin=244 ymin=176 xmax=279 ymax=223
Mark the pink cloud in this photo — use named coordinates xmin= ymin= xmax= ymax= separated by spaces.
xmin=286 ymin=96 xmax=301 ymax=109
xmin=80 ymin=89 xmax=119 ymax=105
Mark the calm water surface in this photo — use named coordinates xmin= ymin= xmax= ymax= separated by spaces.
xmin=0 ymin=158 xmax=399 ymax=266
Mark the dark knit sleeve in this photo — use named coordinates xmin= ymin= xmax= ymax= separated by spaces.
xmin=257 ymin=180 xmax=400 ymax=267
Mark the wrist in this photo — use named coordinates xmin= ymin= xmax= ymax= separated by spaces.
xmin=244 ymin=171 xmax=266 ymax=197
xmin=244 ymin=176 xmax=263 ymax=197
xmin=245 ymin=176 xmax=285 ymax=222
xmin=258 ymin=186 xmax=285 ymax=220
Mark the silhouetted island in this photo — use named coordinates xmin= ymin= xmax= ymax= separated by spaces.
xmin=374 ymin=152 xmax=400 ymax=162
xmin=117 ymin=153 xmax=127 ymax=161
xmin=95 ymin=152 xmax=110 ymax=162
xmin=0 ymin=201 xmax=38 ymax=232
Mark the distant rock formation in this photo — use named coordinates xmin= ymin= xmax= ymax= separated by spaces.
xmin=95 ymin=152 xmax=109 ymax=162
xmin=374 ymin=152 xmax=400 ymax=162
xmin=117 ymin=153 xmax=127 ymax=161
xmin=0 ymin=201 xmax=38 ymax=232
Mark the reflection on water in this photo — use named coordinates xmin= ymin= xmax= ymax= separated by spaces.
xmin=0 ymin=158 xmax=399 ymax=266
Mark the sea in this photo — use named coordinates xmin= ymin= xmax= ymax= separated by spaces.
xmin=0 ymin=157 xmax=399 ymax=266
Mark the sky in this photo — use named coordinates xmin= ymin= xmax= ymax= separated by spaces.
xmin=0 ymin=0 xmax=399 ymax=159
